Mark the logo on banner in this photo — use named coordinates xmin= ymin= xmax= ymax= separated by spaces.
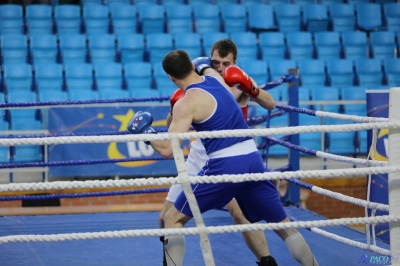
xmin=369 ymin=128 xmax=388 ymax=162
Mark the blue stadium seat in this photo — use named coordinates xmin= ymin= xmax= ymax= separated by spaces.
xmin=11 ymin=119 xmax=43 ymax=162
xmin=134 ymin=0 xmax=157 ymax=4
xmin=88 ymin=34 xmax=117 ymax=63
xmin=3 ymin=64 xmax=33 ymax=92
xmin=99 ymin=89 xmax=130 ymax=100
xmin=268 ymin=59 xmax=297 ymax=81
xmin=329 ymin=4 xmax=356 ymax=32
xmin=64 ymin=63 xmax=94 ymax=92
xmin=54 ymin=5 xmax=82 ymax=35
xmin=275 ymin=4 xmax=302 ymax=33
xmin=153 ymin=63 xmax=177 ymax=93
xmin=83 ymin=5 xmax=110 ymax=35
xmin=187 ymin=0 xmax=212 ymax=5
xmin=310 ymin=86 xmax=340 ymax=113
xmin=174 ymin=33 xmax=202 ymax=59
xmin=314 ymin=31 xmax=341 ymax=60
xmin=259 ymin=32 xmax=286 ymax=61
xmin=340 ymin=86 xmax=366 ymax=101
xmin=0 ymin=4 xmax=24 ymax=35
xmin=26 ymin=4 xmax=53 ymax=35
xmin=124 ymin=62 xmax=153 ymax=92
xmin=29 ymin=34 xmax=58 ymax=64
xmin=341 ymin=31 xmax=369 ymax=60
xmin=216 ymin=0 xmax=238 ymax=4
xmin=162 ymin=0 xmax=185 ymax=4
xmin=34 ymin=63 xmax=64 ymax=92
xmin=238 ymin=60 xmax=268 ymax=86
xmin=384 ymin=3 xmax=400 ymax=33
xmin=286 ymin=32 xmax=314 ymax=60
xmin=0 ymin=120 xmax=10 ymax=163
xmin=242 ymin=0 xmax=267 ymax=5
xmin=220 ymin=4 xmax=247 ymax=33
xmin=357 ymin=129 xmax=368 ymax=155
xmin=38 ymin=90 xmax=69 ymax=102
xmin=247 ymin=4 xmax=277 ymax=32
xmin=192 ymin=4 xmax=220 ymax=33
xmin=117 ymin=33 xmax=145 ymax=63
xmin=370 ymin=31 xmax=397 ymax=62
xmin=299 ymin=115 xmax=322 ymax=152
xmin=355 ymin=59 xmax=383 ymax=88
xmin=347 ymin=0 xmax=369 ymax=4
xmin=320 ymin=0 xmax=342 ymax=5
xmin=325 ymin=128 xmax=356 ymax=155
xmin=343 ymin=104 xmax=367 ymax=117
xmin=138 ymin=4 xmax=165 ymax=35
xmin=298 ymin=60 xmax=326 ymax=87
xmin=356 ymin=4 xmax=383 ymax=31
xmin=130 ymin=89 xmax=160 ymax=99
xmin=230 ymin=32 xmax=258 ymax=61
xmin=110 ymin=4 xmax=138 ymax=34
xmin=302 ymin=4 xmax=330 ymax=33
xmin=384 ymin=58 xmax=400 ymax=87
xmin=326 ymin=59 xmax=355 ymax=87
xmin=146 ymin=33 xmax=173 ymax=63
xmin=0 ymin=34 xmax=28 ymax=64
xmin=59 ymin=34 xmax=87 ymax=63
xmin=293 ymin=0 xmax=317 ymax=6
xmin=165 ymin=4 xmax=193 ymax=34
xmin=94 ymin=63 xmax=123 ymax=92
xmin=108 ymin=0 xmax=131 ymax=5
xmin=201 ymin=32 xmax=230 ymax=57
xmin=69 ymin=90 xmax=100 ymax=101
xmin=7 ymin=90 xmax=38 ymax=122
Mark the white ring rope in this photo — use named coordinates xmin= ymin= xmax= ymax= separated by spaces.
xmin=314 ymin=111 xmax=389 ymax=123
xmin=0 ymin=215 xmax=398 ymax=245
xmin=315 ymin=151 xmax=387 ymax=167
xmin=1 ymin=166 xmax=399 ymax=192
xmin=0 ymin=122 xmax=398 ymax=146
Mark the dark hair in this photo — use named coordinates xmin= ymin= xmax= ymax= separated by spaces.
xmin=210 ymin=39 xmax=238 ymax=60
xmin=162 ymin=50 xmax=193 ymax=80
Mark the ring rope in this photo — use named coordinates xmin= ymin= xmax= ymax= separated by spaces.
xmin=0 ymin=215 xmax=398 ymax=244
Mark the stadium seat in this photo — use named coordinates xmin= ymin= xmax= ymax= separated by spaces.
xmin=99 ymin=89 xmax=130 ymax=100
xmin=293 ymin=0 xmax=317 ymax=6
xmin=108 ymin=0 xmax=131 ymax=4
xmin=329 ymin=4 xmax=356 ymax=32
xmin=247 ymin=4 xmax=277 ymax=32
xmin=286 ymin=32 xmax=314 ymax=60
xmin=59 ymin=34 xmax=87 ymax=63
xmin=174 ymin=33 xmax=202 ymax=59
xmin=124 ymin=62 xmax=153 ymax=92
xmin=325 ymin=130 xmax=356 ymax=155
xmin=299 ymin=115 xmax=322 ymax=152
xmin=384 ymin=3 xmax=400 ymax=33
xmin=201 ymin=32 xmax=230 ymax=57
xmin=110 ymin=4 xmax=138 ymax=34
xmin=38 ymin=90 xmax=69 ymax=102
xmin=310 ymin=86 xmax=340 ymax=113
xmin=192 ymin=4 xmax=220 ymax=34
xmin=230 ymin=32 xmax=259 ymax=61
xmin=3 ymin=64 xmax=33 ymax=92
xmin=220 ymin=4 xmax=248 ymax=33
xmin=275 ymin=4 xmax=302 ymax=33
xmin=153 ymin=63 xmax=177 ymax=92
xmin=357 ymin=129 xmax=368 ymax=155
xmin=302 ymin=4 xmax=330 ymax=33
xmin=343 ymin=104 xmax=367 ymax=117
xmin=7 ymin=90 xmax=38 ymax=122
xmin=54 ymin=5 xmax=82 ymax=35
xmin=326 ymin=59 xmax=355 ymax=87
xmin=298 ymin=60 xmax=327 ymax=87
xmin=165 ymin=4 xmax=193 ymax=34
xmin=356 ymin=4 xmax=383 ymax=32
xmin=29 ymin=34 xmax=58 ymax=64
xmin=314 ymin=31 xmax=341 ymax=60
xmin=370 ymin=31 xmax=397 ymax=62
xmin=355 ymin=59 xmax=383 ymax=88
xmin=34 ymin=63 xmax=64 ymax=92
xmin=187 ymin=0 xmax=212 ymax=5
xmin=0 ymin=121 xmax=10 ymax=163
xmin=69 ymin=90 xmax=100 ymax=101
xmin=0 ymin=4 xmax=24 ymax=35
xmin=134 ymin=0 xmax=157 ymax=4
xmin=216 ymin=0 xmax=238 ymax=4
xmin=94 ymin=63 xmax=123 ymax=92
xmin=88 ymin=34 xmax=117 ymax=63
xmin=64 ymin=63 xmax=94 ymax=92
xmin=259 ymin=32 xmax=286 ymax=61
xmin=347 ymin=0 xmax=369 ymax=4
xmin=162 ymin=0 xmax=185 ymax=4
xmin=268 ymin=59 xmax=297 ymax=81
xmin=116 ymin=33 xmax=145 ymax=63
xmin=11 ymin=119 xmax=43 ymax=162
xmin=146 ymin=33 xmax=174 ymax=63
xmin=340 ymin=86 xmax=366 ymax=101
xmin=138 ymin=4 xmax=165 ymax=35
xmin=83 ymin=5 xmax=110 ymax=34
xmin=26 ymin=4 xmax=53 ymax=35
xmin=242 ymin=0 xmax=268 ymax=5
xmin=341 ymin=31 xmax=369 ymax=60
xmin=0 ymin=34 xmax=28 ymax=64
xmin=384 ymin=58 xmax=400 ymax=87
xmin=130 ymin=89 xmax=160 ymax=99
xmin=238 ymin=60 xmax=268 ymax=86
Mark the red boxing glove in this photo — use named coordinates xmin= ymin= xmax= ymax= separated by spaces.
xmin=170 ymin=88 xmax=184 ymax=114
xmin=223 ymin=65 xmax=259 ymax=98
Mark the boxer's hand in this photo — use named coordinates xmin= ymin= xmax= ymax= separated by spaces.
xmin=192 ymin=57 xmax=211 ymax=75
xmin=223 ymin=65 xmax=259 ymax=98
xmin=127 ymin=111 xmax=156 ymax=145
xmin=170 ymin=88 xmax=184 ymax=115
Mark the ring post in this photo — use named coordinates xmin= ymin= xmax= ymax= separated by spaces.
xmin=287 ymin=68 xmax=300 ymax=206
xmin=388 ymin=88 xmax=400 ymax=260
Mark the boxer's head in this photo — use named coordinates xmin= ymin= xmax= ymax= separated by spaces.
xmin=210 ymin=39 xmax=237 ymax=76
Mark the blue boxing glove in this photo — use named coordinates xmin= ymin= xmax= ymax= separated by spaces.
xmin=192 ymin=57 xmax=212 ymax=75
xmin=127 ymin=111 xmax=156 ymax=145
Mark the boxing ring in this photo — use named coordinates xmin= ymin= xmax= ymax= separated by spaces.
xmin=0 ymin=80 xmax=399 ymax=265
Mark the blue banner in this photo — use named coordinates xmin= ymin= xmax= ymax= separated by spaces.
xmin=366 ymin=90 xmax=389 ymax=243
xmin=48 ymin=106 xmax=192 ymax=177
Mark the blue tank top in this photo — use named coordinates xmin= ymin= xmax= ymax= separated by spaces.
xmin=186 ymin=75 xmax=251 ymax=154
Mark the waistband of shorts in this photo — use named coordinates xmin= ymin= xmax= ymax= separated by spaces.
xmin=208 ymin=139 xmax=258 ymax=159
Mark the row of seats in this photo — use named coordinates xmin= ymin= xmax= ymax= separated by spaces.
xmin=1 ymin=31 xmax=399 ymax=65
xmin=1 ymin=3 xmax=399 ymax=35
